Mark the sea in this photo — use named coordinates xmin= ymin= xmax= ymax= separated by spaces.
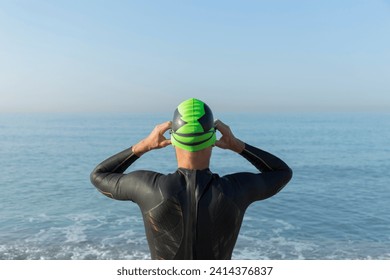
xmin=0 ymin=112 xmax=389 ymax=260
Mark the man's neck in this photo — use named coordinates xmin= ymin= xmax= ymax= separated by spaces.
xmin=175 ymin=147 xmax=212 ymax=170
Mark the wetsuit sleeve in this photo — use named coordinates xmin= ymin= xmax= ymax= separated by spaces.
xmin=90 ymin=147 xmax=157 ymax=202
xmin=229 ymin=143 xmax=292 ymax=206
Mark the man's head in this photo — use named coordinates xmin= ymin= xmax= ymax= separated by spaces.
xmin=171 ymin=98 xmax=216 ymax=152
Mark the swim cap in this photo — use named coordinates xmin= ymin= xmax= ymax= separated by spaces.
xmin=171 ymin=98 xmax=216 ymax=152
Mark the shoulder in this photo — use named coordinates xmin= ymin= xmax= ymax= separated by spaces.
xmin=126 ymin=169 xmax=184 ymax=188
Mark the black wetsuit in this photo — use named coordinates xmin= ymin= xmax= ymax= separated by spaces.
xmin=90 ymin=143 xmax=292 ymax=260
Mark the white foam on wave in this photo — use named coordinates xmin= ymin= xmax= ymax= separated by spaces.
xmin=234 ymin=217 xmax=319 ymax=260
xmin=0 ymin=211 xmax=151 ymax=260
xmin=4 ymin=212 xmax=389 ymax=260
xmin=64 ymin=224 xmax=87 ymax=243
xmin=234 ymin=232 xmax=321 ymax=260
xmin=0 ymin=242 xmax=151 ymax=260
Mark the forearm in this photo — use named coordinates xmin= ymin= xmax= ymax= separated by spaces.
xmin=239 ymin=143 xmax=293 ymax=199
xmin=240 ymin=143 xmax=292 ymax=175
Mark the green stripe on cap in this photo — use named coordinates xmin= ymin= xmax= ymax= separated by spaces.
xmin=171 ymin=98 xmax=216 ymax=152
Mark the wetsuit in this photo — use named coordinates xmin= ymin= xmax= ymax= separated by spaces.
xmin=90 ymin=143 xmax=292 ymax=260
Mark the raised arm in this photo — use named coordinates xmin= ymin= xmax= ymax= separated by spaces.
xmin=215 ymin=120 xmax=292 ymax=203
xmin=90 ymin=121 xmax=172 ymax=200
xmin=240 ymin=143 xmax=293 ymax=193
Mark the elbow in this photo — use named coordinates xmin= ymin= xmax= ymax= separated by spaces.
xmin=90 ymin=169 xmax=98 ymax=187
xmin=282 ymin=166 xmax=293 ymax=187
xmin=286 ymin=166 xmax=293 ymax=183
xmin=90 ymin=166 xmax=103 ymax=188
xmin=275 ymin=167 xmax=293 ymax=194
xmin=89 ymin=167 xmax=116 ymax=199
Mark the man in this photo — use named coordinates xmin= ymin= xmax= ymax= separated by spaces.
xmin=90 ymin=98 xmax=292 ymax=260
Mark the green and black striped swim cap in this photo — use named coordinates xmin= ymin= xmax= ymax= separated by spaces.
xmin=171 ymin=98 xmax=216 ymax=152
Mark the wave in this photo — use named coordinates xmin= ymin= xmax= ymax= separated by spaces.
xmin=2 ymin=213 xmax=389 ymax=260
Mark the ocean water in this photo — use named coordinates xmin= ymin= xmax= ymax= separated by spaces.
xmin=0 ymin=112 xmax=389 ymax=260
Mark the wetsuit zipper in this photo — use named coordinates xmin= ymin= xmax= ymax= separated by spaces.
xmin=182 ymin=170 xmax=198 ymax=259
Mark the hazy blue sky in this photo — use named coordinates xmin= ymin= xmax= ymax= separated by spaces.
xmin=1 ymin=0 xmax=389 ymax=113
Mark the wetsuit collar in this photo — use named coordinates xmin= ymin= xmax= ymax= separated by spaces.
xmin=178 ymin=167 xmax=212 ymax=174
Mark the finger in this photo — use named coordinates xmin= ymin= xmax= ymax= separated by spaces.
xmin=159 ymin=121 xmax=172 ymax=133
xmin=214 ymin=119 xmax=226 ymax=130
xmin=214 ymin=139 xmax=225 ymax=149
xmin=214 ymin=119 xmax=221 ymax=129
xmin=161 ymin=139 xmax=172 ymax=147
xmin=215 ymin=120 xmax=229 ymax=135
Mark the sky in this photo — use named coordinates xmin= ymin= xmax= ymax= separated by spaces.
xmin=1 ymin=0 xmax=390 ymax=113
